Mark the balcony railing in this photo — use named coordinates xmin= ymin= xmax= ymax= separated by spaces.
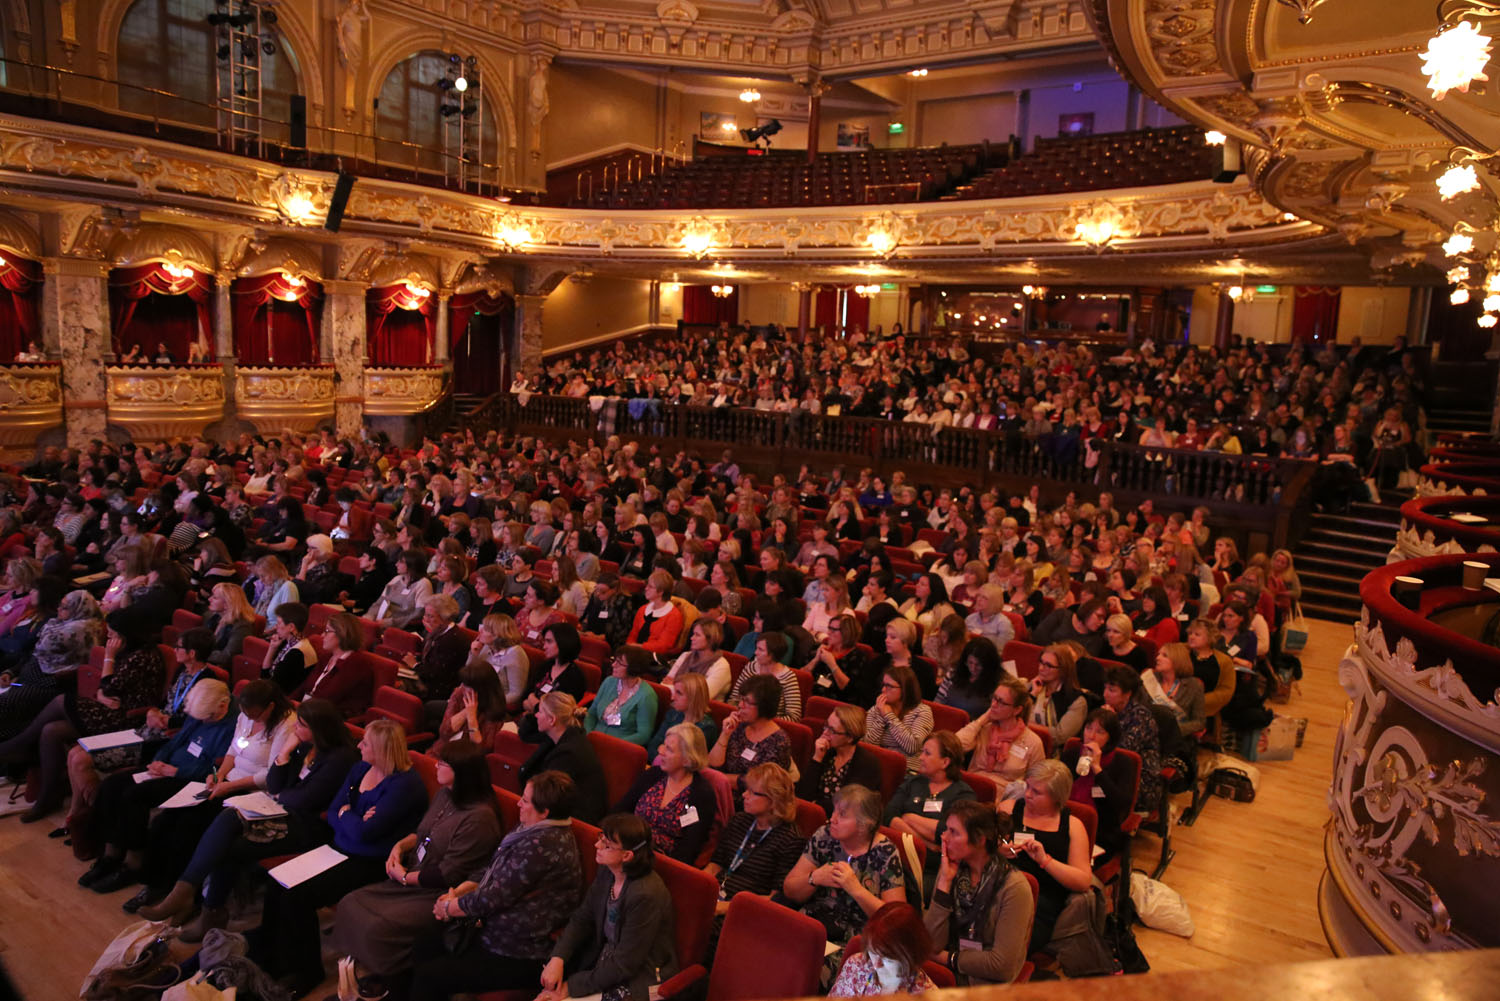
xmin=489 ymin=395 xmax=1317 ymax=547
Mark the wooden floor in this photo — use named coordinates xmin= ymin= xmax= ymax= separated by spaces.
xmin=0 ymin=619 xmax=1353 ymax=997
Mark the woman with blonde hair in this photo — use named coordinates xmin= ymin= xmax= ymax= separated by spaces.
xmin=469 ymin=612 xmax=529 ymax=713
xmin=520 ymin=690 xmax=608 ymax=823
xmin=798 ymin=704 xmax=883 ymax=814
xmin=664 ymin=618 xmax=731 ymax=700
xmin=249 ymin=719 xmax=429 ymax=994
xmin=1103 ymin=613 xmax=1149 ymax=674
xmin=247 ymin=555 xmax=298 ymax=629
xmin=957 ymin=674 xmax=1042 ymax=799
xmin=205 ymin=581 xmax=259 ymax=666
xmin=803 ymin=573 xmax=851 ymax=641
xmin=100 ymin=548 xmax=149 ymax=614
xmin=706 ymin=762 xmax=804 ymax=914
xmin=1027 ymin=644 xmax=1088 ymax=747
xmin=1142 ymin=641 xmax=1206 ymax=737
xmin=554 ymin=554 xmax=589 ymax=618
xmin=646 ymin=671 xmax=719 ymax=759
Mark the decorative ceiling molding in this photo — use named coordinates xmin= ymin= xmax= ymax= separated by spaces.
xmin=107 ymin=222 xmax=216 ymax=271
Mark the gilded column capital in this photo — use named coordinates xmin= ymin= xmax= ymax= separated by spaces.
xmin=323 ymin=278 xmax=368 ymax=296
xmin=42 ymin=257 xmax=108 ymax=279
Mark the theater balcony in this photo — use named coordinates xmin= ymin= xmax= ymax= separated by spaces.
xmin=1417 ymin=462 xmax=1500 ymax=499
xmin=1324 ymin=553 xmax=1500 ymax=955
xmin=1391 ymin=495 xmax=1500 ymax=562
xmin=233 ymin=365 xmax=336 ymax=435
xmin=104 ymin=363 xmax=225 ymax=441
xmin=0 ymin=363 xmax=62 ymax=453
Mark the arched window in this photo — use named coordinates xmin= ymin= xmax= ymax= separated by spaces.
xmin=375 ymin=50 xmax=498 ymax=177
xmin=117 ymin=0 xmax=300 ymax=143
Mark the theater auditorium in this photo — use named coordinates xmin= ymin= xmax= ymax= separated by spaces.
xmin=0 ymin=1 xmax=1495 ymax=999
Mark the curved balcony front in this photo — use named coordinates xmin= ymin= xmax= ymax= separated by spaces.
xmin=1323 ymin=554 xmax=1500 ymax=958
xmin=1390 ymin=495 xmax=1500 ymax=562
xmin=1417 ymin=461 xmax=1500 ymax=498
xmin=0 ymin=363 xmax=63 ymax=453
xmin=234 ymin=365 xmax=335 ymax=434
xmin=105 ymin=364 xmax=224 ymax=440
xmin=363 ymin=366 xmax=447 ymax=417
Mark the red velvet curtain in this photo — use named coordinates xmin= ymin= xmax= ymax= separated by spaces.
xmin=109 ymin=263 xmax=213 ymax=359
xmin=0 ymin=256 xmax=41 ymax=360
xmin=232 ymin=274 xmax=324 ymax=365
xmin=450 ymin=291 xmax=512 ymax=397
xmin=1292 ymin=286 xmax=1341 ymax=343
xmin=683 ymin=285 xmax=738 ymax=326
xmin=367 ymin=284 xmax=435 ymax=366
xmin=814 ymin=288 xmax=870 ymax=336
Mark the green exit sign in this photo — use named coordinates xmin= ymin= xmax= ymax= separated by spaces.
xmin=881 ymin=282 xmax=897 ymax=291
xmin=1256 ymin=285 xmax=1278 ymax=293
xmin=888 ymin=123 xmax=905 ymax=134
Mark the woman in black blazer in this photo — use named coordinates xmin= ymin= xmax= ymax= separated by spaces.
xmin=539 ymin=813 xmax=677 ymax=1001
xmin=795 ymin=704 xmax=886 ymax=815
xmin=520 ymin=691 xmax=608 ymax=823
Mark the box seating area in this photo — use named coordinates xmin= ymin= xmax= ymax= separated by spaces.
xmin=569 ymin=144 xmax=993 ymax=209
xmin=949 ymin=125 xmax=1215 ymax=200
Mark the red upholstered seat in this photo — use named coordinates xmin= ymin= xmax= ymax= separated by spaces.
xmin=793 ymin=798 xmax=827 ymax=839
xmin=658 ymin=893 xmax=826 ymax=1000
xmin=350 ymin=685 xmax=433 ymax=746
xmin=926 ymin=700 xmax=969 ymax=735
xmin=585 ymin=730 xmax=648 ymax=807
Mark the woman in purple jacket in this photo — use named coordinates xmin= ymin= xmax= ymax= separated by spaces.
xmin=248 ymin=719 xmax=428 ymax=996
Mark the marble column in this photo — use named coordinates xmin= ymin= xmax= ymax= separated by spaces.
xmin=513 ymin=293 xmax=546 ymax=378
xmin=796 ymin=285 xmax=812 ymax=342
xmin=1214 ymin=290 xmax=1236 ymax=351
xmin=41 ymin=258 xmax=110 ymax=446
xmin=323 ymin=279 xmax=367 ymax=438
xmin=434 ymin=292 xmax=451 ymax=366
xmin=214 ymin=275 xmax=234 ymax=360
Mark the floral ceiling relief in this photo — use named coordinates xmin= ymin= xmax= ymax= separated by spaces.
xmin=1144 ymin=0 xmax=1224 ymax=78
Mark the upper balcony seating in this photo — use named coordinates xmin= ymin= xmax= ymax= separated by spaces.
xmin=949 ymin=125 xmax=1214 ymax=200
xmin=565 ymin=143 xmax=993 ymax=210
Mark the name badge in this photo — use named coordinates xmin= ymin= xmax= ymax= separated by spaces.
xmin=923 ymin=798 xmax=943 ymax=814
xmin=679 ymin=806 xmax=700 ymax=827
xmin=816 ymin=674 xmax=833 ymax=689
xmin=959 ymin=937 xmax=983 ymax=953
xmin=598 ymin=609 xmax=610 ymax=618
xmin=416 ymin=843 xmax=428 ymax=862
xmin=740 ymin=747 xmax=758 ymax=762
xmin=1002 ymin=660 xmax=1018 ymax=676
xmin=604 ymin=712 xmax=622 ymax=727
xmin=1227 ymin=644 xmax=1241 ymax=656
xmin=187 ymin=740 xmax=204 ymax=757
xmin=1009 ymin=742 xmax=1028 ymax=759
xmin=540 ymin=683 xmax=554 ymax=694
xmin=1092 ymin=785 xmax=1106 ymax=799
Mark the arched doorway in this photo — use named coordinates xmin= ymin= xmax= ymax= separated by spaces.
xmin=450 ymin=292 xmax=511 ymax=396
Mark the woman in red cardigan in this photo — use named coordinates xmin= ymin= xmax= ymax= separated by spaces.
xmin=625 ymin=570 xmax=684 ymax=656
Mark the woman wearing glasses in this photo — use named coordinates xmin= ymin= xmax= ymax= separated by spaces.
xmin=782 ymin=784 xmax=906 ymax=947
xmin=796 ymin=705 xmax=884 ymax=816
xmin=705 ymin=763 xmax=804 ymax=917
xmin=1027 ymin=644 xmax=1088 ymax=747
xmin=863 ymin=665 xmax=934 ymax=772
xmin=537 ymin=814 xmax=677 ymax=1001
xmin=583 ymin=646 xmax=659 ymax=747
xmin=955 ymin=676 xmax=1043 ymax=802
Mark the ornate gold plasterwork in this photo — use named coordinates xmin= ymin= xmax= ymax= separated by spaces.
xmin=0 ymin=210 xmax=41 ymax=260
xmin=235 ymin=365 xmax=335 ymax=434
xmin=369 ymin=252 xmax=441 ymax=290
xmin=1418 ymin=477 xmax=1490 ymax=498
xmin=0 ymin=364 xmax=63 ymax=450
xmin=364 ymin=366 xmax=447 ymax=416
xmin=237 ymin=237 xmax=325 ymax=281
xmin=1328 ymin=610 xmax=1500 ymax=952
xmin=1388 ymin=522 xmax=1498 ymax=563
xmin=107 ymin=222 xmax=216 ymax=271
xmin=105 ymin=364 xmax=225 ymax=438
xmin=1143 ymin=0 xmax=1224 ymax=78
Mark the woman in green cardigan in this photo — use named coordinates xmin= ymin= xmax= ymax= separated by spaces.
xmin=584 ymin=645 xmax=660 ymax=746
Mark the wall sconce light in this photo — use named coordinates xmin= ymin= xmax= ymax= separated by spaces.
xmin=1453 ymin=287 xmax=1472 ymax=305
xmin=404 ymin=282 xmax=431 ymax=298
xmin=1480 ymin=313 xmax=1498 ymax=328
xmin=1021 ymin=284 xmax=1048 ymax=299
xmin=1204 ymin=130 xmax=1227 ymax=145
xmin=853 ymin=284 xmax=880 ymax=297
xmin=497 ymin=222 xmax=533 ymax=251
xmin=162 ymin=261 xmax=195 ymax=279
xmin=866 ymin=230 xmax=895 ymax=256
xmin=739 ymin=88 xmax=761 ymax=102
xmin=711 ymin=284 xmax=734 ymax=298
xmin=682 ymin=231 xmax=715 ymax=259
xmin=1444 ymin=231 xmax=1476 ymax=256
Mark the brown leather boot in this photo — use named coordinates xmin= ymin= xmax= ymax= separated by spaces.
xmin=138 ymin=880 xmax=196 ymax=924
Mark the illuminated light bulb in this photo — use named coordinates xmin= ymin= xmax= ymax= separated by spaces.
xmin=454 ymin=76 xmax=468 ymax=93
xmin=1452 ymin=288 xmax=1471 ymax=305
xmin=1227 ymin=285 xmax=1244 ymax=301
xmin=739 ymin=89 xmax=760 ymax=102
xmin=721 ymin=121 xmax=738 ymax=132
xmin=1480 ymin=313 xmax=1498 ymax=328
xmin=1420 ymin=21 xmax=1493 ymax=100
xmin=1444 ymin=232 xmax=1475 ymax=257
xmin=1448 ymin=265 xmax=1472 ymax=283
xmin=1487 ymin=273 xmax=1500 ymax=294
xmin=681 ymin=232 xmax=713 ymax=258
xmin=1485 ymin=293 xmax=1500 ymax=312
xmin=866 ymin=230 xmax=894 ymax=255
xmin=404 ymin=282 xmax=431 ymax=298
xmin=907 ymin=68 xmax=928 ymax=77
xmin=1437 ymin=163 xmax=1482 ymax=200
xmin=1204 ymin=130 xmax=1227 ymax=145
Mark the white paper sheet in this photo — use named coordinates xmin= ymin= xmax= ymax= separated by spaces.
xmin=225 ymin=791 xmax=288 ymax=819
xmin=158 ymin=781 xmax=209 ymax=809
xmin=269 ymin=844 xmax=348 ymax=888
xmin=77 ymin=729 xmax=145 ymax=753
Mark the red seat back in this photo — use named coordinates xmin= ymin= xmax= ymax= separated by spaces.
xmin=775 ymin=718 xmax=814 ymax=773
xmin=584 ymin=730 xmax=648 ymax=808
xmin=961 ymin=770 xmax=998 ymax=804
xmin=409 ymin=752 xmax=441 ymax=798
xmin=865 ymin=744 xmax=909 ymax=803
xmin=1027 ymin=723 xmax=1053 ymax=757
xmin=926 ymin=700 xmax=969 ymax=735
xmin=655 ymin=853 xmax=721 ymax=971
xmin=709 ymin=895 xmax=827 ymax=1000
xmin=1002 ymin=640 xmax=1044 ymax=680
xmin=793 ymin=798 xmax=827 ymax=839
